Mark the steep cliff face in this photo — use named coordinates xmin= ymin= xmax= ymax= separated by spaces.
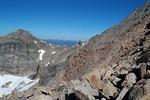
xmin=0 ymin=29 xmax=41 ymax=75
xmin=0 ymin=29 xmax=77 ymax=76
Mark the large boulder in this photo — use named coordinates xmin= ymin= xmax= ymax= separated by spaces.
xmin=102 ymin=80 xmax=118 ymax=99
xmin=84 ymin=69 xmax=118 ymax=99
xmin=123 ymin=79 xmax=150 ymax=100
xmin=122 ymin=73 xmax=137 ymax=87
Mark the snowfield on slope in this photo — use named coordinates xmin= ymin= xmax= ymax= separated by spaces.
xmin=0 ymin=74 xmax=39 ymax=97
xmin=38 ymin=49 xmax=45 ymax=61
xmin=51 ymin=51 xmax=56 ymax=54
xmin=34 ymin=40 xmax=37 ymax=44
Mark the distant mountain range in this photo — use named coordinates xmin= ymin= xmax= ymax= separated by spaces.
xmin=44 ymin=39 xmax=79 ymax=47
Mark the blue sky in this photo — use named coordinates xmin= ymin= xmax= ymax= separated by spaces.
xmin=0 ymin=0 xmax=145 ymax=40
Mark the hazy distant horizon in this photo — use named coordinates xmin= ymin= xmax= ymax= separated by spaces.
xmin=0 ymin=0 xmax=145 ymax=40
xmin=44 ymin=39 xmax=79 ymax=47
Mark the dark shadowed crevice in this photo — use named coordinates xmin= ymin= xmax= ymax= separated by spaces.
xmin=145 ymin=31 xmax=150 ymax=35
xmin=65 ymin=93 xmax=80 ymax=100
xmin=117 ymin=74 xmax=126 ymax=89
xmin=40 ymin=91 xmax=50 ymax=95
xmin=146 ymin=22 xmax=150 ymax=29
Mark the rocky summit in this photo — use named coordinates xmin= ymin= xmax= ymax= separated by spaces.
xmin=0 ymin=1 xmax=150 ymax=100
xmin=0 ymin=29 xmax=76 ymax=75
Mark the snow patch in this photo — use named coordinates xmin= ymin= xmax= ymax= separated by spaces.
xmin=72 ymin=44 xmax=79 ymax=48
xmin=49 ymin=43 xmax=52 ymax=46
xmin=0 ymin=74 xmax=39 ymax=97
xmin=38 ymin=49 xmax=45 ymax=61
xmin=82 ymin=43 xmax=85 ymax=46
xmin=40 ymin=40 xmax=46 ymax=43
xmin=51 ymin=46 xmax=54 ymax=48
xmin=62 ymin=59 xmax=66 ymax=62
xmin=46 ymin=62 xmax=50 ymax=67
xmin=49 ymin=43 xmax=54 ymax=48
xmin=52 ymin=60 xmax=54 ymax=63
xmin=34 ymin=40 xmax=37 ymax=44
xmin=51 ymin=51 xmax=56 ymax=54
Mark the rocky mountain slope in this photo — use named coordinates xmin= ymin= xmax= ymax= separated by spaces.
xmin=1 ymin=1 xmax=150 ymax=100
xmin=0 ymin=29 xmax=78 ymax=97
xmin=37 ymin=1 xmax=150 ymax=100
xmin=61 ymin=1 xmax=150 ymax=82
xmin=0 ymin=29 xmax=78 ymax=75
